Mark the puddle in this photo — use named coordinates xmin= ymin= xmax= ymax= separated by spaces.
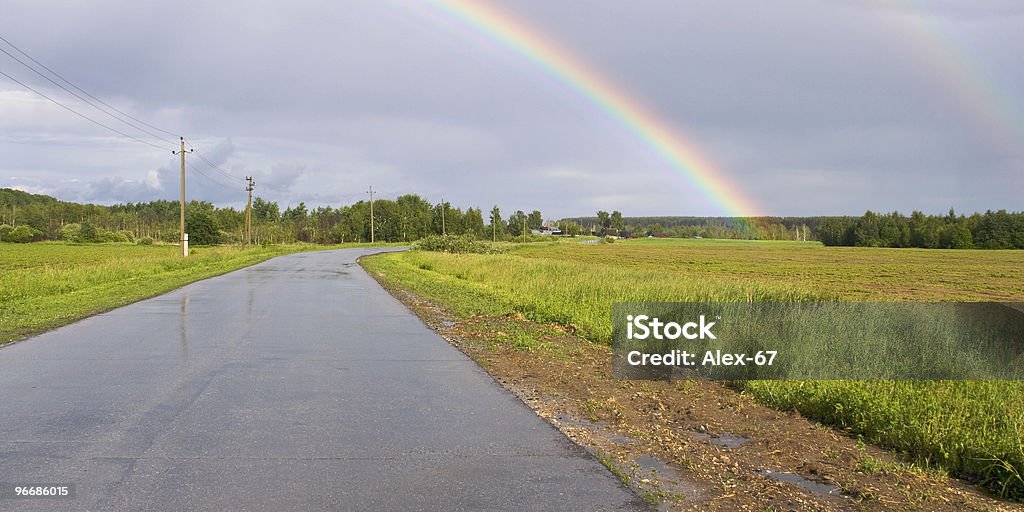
xmin=710 ymin=433 xmax=750 ymax=448
xmin=755 ymin=470 xmax=841 ymax=497
xmin=606 ymin=433 xmax=632 ymax=446
xmin=551 ymin=414 xmax=630 ymax=446
xmin=689 ymin=431 xmax=712 ymax=443
xmin=688 ymin=430 xmax=750 ymax=448
xmin=632 ymin=454 xmax=708 ymax=505
xmin=553 ymin=413 xmax=598 ymax=427
xmin=636 ymin=454 xmax=671 ymax=474
xmin=546 ymin=412 xmax=707 ymax=504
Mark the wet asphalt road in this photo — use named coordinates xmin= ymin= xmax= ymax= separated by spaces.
xmin=0 ymin=248 xmax=645 ymax=511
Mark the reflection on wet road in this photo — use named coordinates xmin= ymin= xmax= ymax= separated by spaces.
xmin=0 ymin=248 xmax=645 ymax=511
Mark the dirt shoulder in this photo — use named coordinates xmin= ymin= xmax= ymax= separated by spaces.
xmin=372 ymin=277 xmax=1021 ymax=512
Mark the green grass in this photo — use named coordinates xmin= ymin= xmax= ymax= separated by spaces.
xmin=369 ymin=246 xmax=825 ymax=342
xmin=0 ymin=241 xmax=388 ymax=343
xmin=511 ymin=238 xmax=1024 ymax=301
xmin=361 ymin=237 xmax=1024 ymax=500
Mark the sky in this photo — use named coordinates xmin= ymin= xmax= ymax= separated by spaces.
xmin=1 ymin=0 xmax=1022 ymax=218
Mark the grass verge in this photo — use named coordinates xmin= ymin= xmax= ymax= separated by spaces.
xmin=361 ymin=239 xmax=1024 ymax=501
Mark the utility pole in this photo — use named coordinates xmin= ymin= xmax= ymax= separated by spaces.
xmin=522 ymin=216 xmax=527 ymax=243
xmin=367 ymin=185 xmax=375 ymax=243
xmin=245 ymin=176 xmax=255 ymax=249
xmin=441 ymin=199 xmax=446 ymax=235
xmin=172 ymin=137 xmax=193 ymax=257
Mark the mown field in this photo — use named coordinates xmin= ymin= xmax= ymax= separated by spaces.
xmin=0 ymin=242 xmax=344 ymax=343
xmin=362 ymin=238 xmax=1024 ymax=500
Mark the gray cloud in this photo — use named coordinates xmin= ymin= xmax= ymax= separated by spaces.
xmin=0 ymin=0 xmax=1021 ymax=217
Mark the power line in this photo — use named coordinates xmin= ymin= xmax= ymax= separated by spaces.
xmin=184 ymin=138 xmax=244 ymax=182
xmin=187 ymin=162 xmax=240 ymax=191
xmin=0 ymin=68 xmax=173 ymax=151
xmin=0 ymin=43 xmax=175 ymax=145
xmin=367 ymin=185 xmax=375 ymax=243
xmin=0 ymin=34 xmax=249 ymax=188
xmin=0 ymin=33 xmax=181 ymax=141
xmin=185 ymin=160 xmax=242 ymax=191
xmin=174 ymin=138 xmax=191 ymax=257
xmin=245 ymin=176 xmax=254 ymax=249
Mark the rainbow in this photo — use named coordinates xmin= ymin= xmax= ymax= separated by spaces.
xmin=420 ymin=0 xmax=761 ymax=218
xmin=869 ymin=2 xmax=1024 ymax=162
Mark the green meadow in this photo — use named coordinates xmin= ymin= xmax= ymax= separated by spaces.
xmin=0 ymin=242 xmax=337 ymax=343
xmin=361 ymin=238 xmax=1024 ymax=500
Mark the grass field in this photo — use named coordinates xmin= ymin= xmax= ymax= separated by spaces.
xmin=0 ymin=242 xmax=347 ymax=343
xmin=362 ymin=238 xmax=1024 ymax=499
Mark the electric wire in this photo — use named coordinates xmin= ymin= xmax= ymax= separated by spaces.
xmin=0 ymin=45 xmax=175 ymax=145
xmin=1 ymin=33 xmax=249 ymax=196
xmin=0 ymin=34 xmax=181 ymax=140
xmin=187 ymin=156 xmax=242 ymax=189
xmin=196 ymin=150 xmax=243 ymax=182
xmin=184 ymin=138 xmax=245 ymax=182
xmin=185 ymin=160 xmax=243 ymax=191
xmin=0 ymin=68 xmax=173 ymax=151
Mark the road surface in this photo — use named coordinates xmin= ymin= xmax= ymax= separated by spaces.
xmin=0 ymin=248 xmax=645 ymax=511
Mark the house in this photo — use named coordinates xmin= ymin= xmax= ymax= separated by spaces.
xmin=532 ymin=226 xmax=563 ymax=236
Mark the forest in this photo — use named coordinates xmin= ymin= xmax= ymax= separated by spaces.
xmin=0 ymin=188 xmax=533 ymax=245
xmin=1 ymin=188 xmax=1021 ymax=249
xmin=560 ymin=212 xmax=818 ymax=240
xmin=817 ymin=209 xmax=1024 ymax=249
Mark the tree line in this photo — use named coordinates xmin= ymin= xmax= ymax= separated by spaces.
xmin=818 ymin=209 xmax=1024 ymax=249
xmin=0 ymin=188 xmax=547 ymax=245
xmin=560 ymin=213 xmax=818 ymax=241
xmin=2 ymin=188 xmax=1021 ymax=249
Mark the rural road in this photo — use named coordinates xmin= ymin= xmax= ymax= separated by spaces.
xmin=0 ymin=248 xmax=645 ymax=511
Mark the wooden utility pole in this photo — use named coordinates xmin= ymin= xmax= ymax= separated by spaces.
xmin=367 ymin=185 xmax=375 ymax=243
xmin=441 ymin=199 xmax=446 ymax=235
xmin=522 ymin=216 xmax=527 ymax=243
xmin=172 ymin=137 xmax=193 ymax=257
xmin=245 ymin=176 xmax=254 ymax=249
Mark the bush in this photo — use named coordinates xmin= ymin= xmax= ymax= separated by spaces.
xmin=79 ymin=221 xmax=98 ymax=243
xmin=97 ymin=229 xmax=130 ymax=243
xmin=60 ymin=223 xmax=82 ymax=242
xmin=117 ymin=230 xmax=135 ymax=243
xmin=411 ymin=234 xmax=504 ymax=254
xmin=185 ymin=208 xmax=221 ymax=245
xmin=7 ymin=225 xmax=43 ymax=243
xmin=0 ymin=224 xmax=13 ymax=241
xmin=136 ymin=236 xmax=154 ymax=246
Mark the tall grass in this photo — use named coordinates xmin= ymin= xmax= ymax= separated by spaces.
xmin=391 ymin=250 xmax=825 ymax=342
xmin=362 ymin=238 xmax=1024 ymax=500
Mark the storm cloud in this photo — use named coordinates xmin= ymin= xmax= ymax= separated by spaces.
xmin=1 ymin=0 xmax=1021 ymax=217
